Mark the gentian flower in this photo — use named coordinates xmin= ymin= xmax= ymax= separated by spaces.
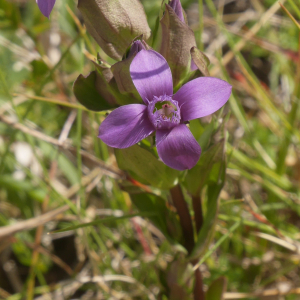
xmin=98 ymin=50 xmax=232 ymax=170
xmin=36 ymin=0 xmax=56 ymax=18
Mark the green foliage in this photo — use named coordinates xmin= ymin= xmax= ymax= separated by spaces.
xmin=115 ymin=144 xmax=180 ymax=189
xmin=130 ymin=193 xmax=183 ymax=244
xmin=206 ymin=277 xmax=227 ymax=300
xmin=190 ymin=140 xmax=226 ymax=260
xmin=184 ymin=139 xmax=225 ymax=196
xmin=73 ymin=71 xmax=111 ymax=111
xmin=1 ymin=0 xmax=300 ymax=299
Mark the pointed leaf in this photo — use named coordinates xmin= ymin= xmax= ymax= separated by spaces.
xmin=206 ymin=277 xmax=227 ymax=300
xmin=111 ymin=55 xmax=137 ymax=95
xmin=73 ymin=71 xmax=111 ymax=111
xmin=166 ymin=259 xmax=194 ymax=300
xmin=184 ymin=139 xmax=224 ymax=196
xmin=93 ymin=58 xmax=134 ymax=106
xmin=190 ymin=143 xmax=226 ymax=260
xmin=115 ymin=144 xmax=180 ymax=189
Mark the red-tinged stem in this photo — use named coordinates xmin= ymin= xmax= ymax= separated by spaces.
xmin=170 ymin=184 xmax=195 ymax=254
xmin=194 ymin=268 xmax=205 ymax=300
xmin=127 ymin=175 xmax=153 ymax=193
xmin=192 ymin=195 xmax=204 ymax=233
xmin=170 ymin=185 xmax=206 ymax=300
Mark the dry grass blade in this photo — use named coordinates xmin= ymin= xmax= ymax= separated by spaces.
xmin=253 ymin=232 xmax=300 ymax=252
xmin=224 ymin=287 xmax=300 ymax=299
xmin=279 ymin=2 xmax=300 ymax=30
xmin=0 ymin=205 xmax=69 ymax=239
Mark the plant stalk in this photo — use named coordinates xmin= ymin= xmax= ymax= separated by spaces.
xmin=194 ymin=268 xmax=205 ymax=300
xmin=192 ymin=195 xmax=204 ymax=233
xmin=170 ymin=184 xmax=195 ymax=254
xmin=170 ymin=185 xmax=205 ymax=300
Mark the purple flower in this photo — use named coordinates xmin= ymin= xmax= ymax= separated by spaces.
xmin=98 ymin=50 xmax=232 ymax=170
xmin=36 ymin=0 xmax=56 ymax=18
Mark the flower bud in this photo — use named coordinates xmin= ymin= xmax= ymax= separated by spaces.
xmin=37 ymin=0 xmax=56 ymax=18
xmin=168 ymin=0 xmax=185 ymax=23
xmin=78 ymin=0 xmax=151 ymax=61
xmin=111 ymin=39 xmax=149 ymax=96
xmin=159 ymin=3 xmax=197 ymax=87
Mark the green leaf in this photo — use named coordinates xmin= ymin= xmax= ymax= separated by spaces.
xmin=73 ymin=71 xmax=111 ymax=111
xmin=93 ymin=58 xmax=133 ymax=106
xmin=184 ymin=139 xmax=224 ymax=196
xmin=189 ymin=119 xmax=218 ymax=150
xmin=111 ymin=55 xmax=138 ymax=95
xmin=166 ymin=258 xmax=194 ymax=300
xmin=115 ymin=144 xmax=180 ymax=189
xmin=130 ymin=193 xmax=182 ymax=243
xmin=30 ymin=59 xmax=49 ymax=84
xmin=206 ymin=277 xmax=227 ymax=300
xmin=190 ymin=143 xmax=226 ymax=260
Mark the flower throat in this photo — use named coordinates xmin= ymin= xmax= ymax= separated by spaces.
xmin=148 ymin=95 xmax=181 ymax=129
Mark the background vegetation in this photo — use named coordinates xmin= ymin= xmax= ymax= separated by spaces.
xmin=0 ymin=0 xmax=300 ymax=299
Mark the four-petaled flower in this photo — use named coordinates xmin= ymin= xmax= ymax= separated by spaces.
xmin=98 ymin=50 xmax=232 ymax=170
xmin=36 ymin=0 xmax=56 ymax=18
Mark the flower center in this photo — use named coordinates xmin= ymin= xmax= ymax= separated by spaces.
xmin=148 ymin=95 xmax=181 ymax=129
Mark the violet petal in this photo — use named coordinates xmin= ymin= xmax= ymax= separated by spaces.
xmin=98 ymin=104 xmax=155 ymax=148
xmin=130 ymin=50 xmax=173 ymax=103
xmin=173 ymin=77 xmax=232 ymax=122
xmin=128 ymin=40 xmax=147 ymax=58
xmin=36 ymin=0 xmax=56 ymax=18
xmin=156 ymin=124 xmax=201 ymax=170
xmin=168 ymin=0 xmax=185 ymax=23
xmin=190 ymin=58 xmax=198 ymax=71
